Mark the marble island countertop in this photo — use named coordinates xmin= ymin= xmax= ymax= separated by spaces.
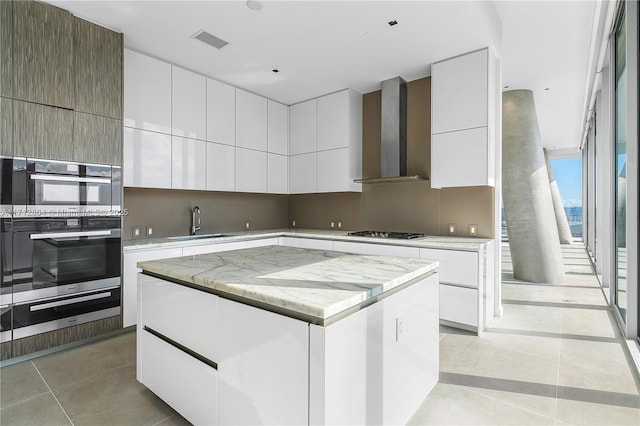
xmin=124 ymin=227 xmax=491 ymax=252
xmin=138 ymin=245 xmax=439 ymax=325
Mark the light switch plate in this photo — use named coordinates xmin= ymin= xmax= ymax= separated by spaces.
xmin=132 ymin=226 xmax=141 ymax=238
xmin=146 ymin=226 xmax=154 ymax=237
xmin=468 ymin=224 xmax=478 ymax=236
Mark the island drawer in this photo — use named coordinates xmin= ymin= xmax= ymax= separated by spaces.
xmin=420 ymin=248 xmax=479 ymax=287
xmin=139 ymin=329 xmax=217 ymax=425
xmin=332 ymin=241 xmax=420 ymax=258
xmin=139 ymin=274 xmax=219 ymax=361
xmin=439 ymin=283 xmax=478 ymax=327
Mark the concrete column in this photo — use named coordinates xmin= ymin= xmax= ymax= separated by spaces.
xmin=502 ymin=90 xmax=566 ymax=284
xmin=543 ymin=149 xmax=574 ymax=244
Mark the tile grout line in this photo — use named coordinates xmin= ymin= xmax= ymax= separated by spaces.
xmin=151 ymin=414 xmax=173 ymax=426
xmin=31 ymin=361 xmax=76 ymax=426
xmin=0 ymin=391 xmax=52 ymax=411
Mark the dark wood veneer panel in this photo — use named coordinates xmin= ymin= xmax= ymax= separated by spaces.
xmin=0 ymin=0 xmax=13 ymax=98
xmin=0 ymin=97 xmax=13 ymax=156
xmin=13 ymin=0 xmax=74 ymax=109
xmin=73 ymin=112 xmax=122 ymax=165
xmin=74 ymin=18 xmax=123 ymax=119
xmin=13 ymin=100 xmax=74 ymax=160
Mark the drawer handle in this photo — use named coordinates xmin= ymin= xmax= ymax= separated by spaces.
xmin=144 ymin=326 xmax=218 ymax=370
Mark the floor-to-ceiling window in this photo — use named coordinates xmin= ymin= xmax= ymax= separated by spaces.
xmin=550 ymin=157 xmax=583 ymax=238
xmin=614 ymin=3 xmax=627 ymax=322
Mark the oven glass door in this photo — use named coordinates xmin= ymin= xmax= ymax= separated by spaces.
xmin=0 ymin=304 xmax=11 ymax=343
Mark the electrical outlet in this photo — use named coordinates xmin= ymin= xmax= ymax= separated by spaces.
xmin=146 ymin=226 xmax=154 ymax=237
xmin=468 ymin=224 xmax=478 ymax=236
xmin=337 ymin=221 xmax=342 ymax=229
xmin=292 ymin=220 xmax=296 ymax=228
xmin=330 ymin=221 xmax=335 ymax=228
xmin=447 ymin=223 xmax=456 ymax=235
xmin=245 ymin=221 xmax=250 ymax=229
xmin=132 ymin=226 xmax=141 ymax=238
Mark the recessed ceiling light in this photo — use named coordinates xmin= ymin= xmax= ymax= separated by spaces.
xmin=246 ymin=0 xmax=263 ymax=11
xmin=388 ymin=20 xmax=398 ymax=26
xmin=272 ymin=69 xmax=279 ymax=73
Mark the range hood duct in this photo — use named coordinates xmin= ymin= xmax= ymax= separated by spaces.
xmin=381 ymin=76 xmax=407 ymax=177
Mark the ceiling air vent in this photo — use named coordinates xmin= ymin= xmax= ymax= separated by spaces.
xmin=192 ymin=30 xmax=229 ymax=50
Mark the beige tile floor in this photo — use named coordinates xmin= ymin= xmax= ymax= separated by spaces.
xmin=409 ymin=243 xmax=640 ymax=425
xmin=1 ymin=243 xmax=639 ymax=425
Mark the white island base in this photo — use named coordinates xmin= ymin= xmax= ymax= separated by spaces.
xmin=136 ymin=247 xmax=439 ymax=425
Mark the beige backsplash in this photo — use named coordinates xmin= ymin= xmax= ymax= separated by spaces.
xmin=123 ymin=75 xmax=494 ymax=240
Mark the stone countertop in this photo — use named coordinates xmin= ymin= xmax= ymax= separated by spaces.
xmin=138 ymin=245 xmax=439 ymax=326
xmin=124 ymin=228 xmax=492 ymax=252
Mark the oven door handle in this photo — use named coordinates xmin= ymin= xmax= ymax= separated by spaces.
xmin=30 ymin=291 xmax=112 ymax=312
xmin=30 ymin=230 xmax=113 ymax=240
xmin=30 ymin=174 xmax=111 ymax=184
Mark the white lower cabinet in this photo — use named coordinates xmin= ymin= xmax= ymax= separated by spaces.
xmin=218 ymin=298 xmax=309 ymax=426
xmin=123 ymin=128 xmax=172 ymax=188
xmin=182 ymin=241 xmax=247 ymax=256
xmin=236 ymin=148 xmax=267 ymax=193
xmin=279 ymin=237 xmax=301 ymax=247
xmin=419 ymin=248 xmax=478 ymax=287
xmin=245 ymin=237 xmax=280 ymax=248
xmin=439 ymin=284 xmax=478 ymax=328
xmin=333 ymin=241 xmax=420 ymax=258
xmin=300 ymin=238 xmax=333 ymax=251
xmin=122 ymin=247 xmax=183 ymax=328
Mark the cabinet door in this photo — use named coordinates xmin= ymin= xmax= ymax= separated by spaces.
xmin=440 ymin=284 xmax=478 ymax=327
xmin=123 ymin=128 xmax=172 ymax=188
xmin=182 ymin=241 xmax=246 ymax=256
xmin=267 ymin=100 xmax=288 ymax=155
xmin=218 ymin=298 xmax=309 ymax=425
xmin=172 ymin=66 xmax=206 ymax=140
xmin=123 ymin=49 xmax=172 ymax=134
xmin=13 ymin=100 xmax=73 ymax=161
xmin=300 ymin=238 xmax=333 ymax=251
xmin=0 ymin=0 xmax=13 ymax=98
xmin=419 ymin=248 xmax=478 ymax=287
xmin=289 ymin=152 xmax=316 ymax=194
xmin=172 ymin=136 xmax=206 ymax=190
xmin=432 ymin=49 xmax=488 ymax=134
xmin=236 ymin=147 xmax=267 ymax=193
xmin=430 ymin=127 xmax=489 ymax=188
xmin=13 ymin=1 xmax=74 ymax=109
xmin=207 ymin=79 xmax=235 ymax=145
xmin=206 ymin=142 xmax=235 ymax=191
xmin=317 ymin=148 xmax=349 ymax=192
xmin=332 ymin=241 xmax=420 ymax=258
xmin=289 ymin=99 xmax=317 ymax=155
xmin=317 ymin=90 xmax=349 ymax=151
xmin=73 ymin=113 xmax=122 ymax=165
xmin=123 ymin=247 xmax=182 ymax=327
xmin=236 ymin=89 xmax=267 ymax=151
xmin=267 ymin=153 xmax=288 ymax=194
xmin=0 ymin=98 xmax=12 ymax=156
xmin=74 ymin=18 xmax=122 ymax=119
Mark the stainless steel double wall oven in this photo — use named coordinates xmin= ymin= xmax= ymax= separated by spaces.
xmin=1 ymin=157 xmax=122 ymax=343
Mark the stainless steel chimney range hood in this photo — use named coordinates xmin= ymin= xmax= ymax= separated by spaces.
xmin=355 ymin=76 xmax=427 ymax=184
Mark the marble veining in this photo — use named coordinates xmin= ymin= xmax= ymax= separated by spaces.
xmin=138 ymin=245 xmax=438 ymax=323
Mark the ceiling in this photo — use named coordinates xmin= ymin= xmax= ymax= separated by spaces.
xmin=46 ymin=0 xmax=599 ymax=152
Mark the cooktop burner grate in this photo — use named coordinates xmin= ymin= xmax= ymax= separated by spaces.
xmin=347 ymin=230 xmax=425 ymax=240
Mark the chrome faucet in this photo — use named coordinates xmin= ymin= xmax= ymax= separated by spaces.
xmin=191 ymin=206 xmax=201 ymax=235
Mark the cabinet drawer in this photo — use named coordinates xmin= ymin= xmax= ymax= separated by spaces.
xmin=333 ymin=241 xmax=420 ymax=258
xmin=300 ymin=238 xmax=334 ymax=251
xmin=246 ymin=238 xmax=280 ymax=248
xmin=439 ymin=284 xmax=477 ymax=327
xmin=139 ymin=330 xmax=217 ymax=426
xmin=279 ymin=237 xmax=301 ymax=247
xmin=419 ymin=248 xmax=478 ymax=287
xmin=139 ymin=275 xmax=218 ymax=361
xmin=182 ymin=241 xmax=247 ymax=256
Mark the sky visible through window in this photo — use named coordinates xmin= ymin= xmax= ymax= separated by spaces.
xmin=550 ymin=157 xmax=582 ymax=208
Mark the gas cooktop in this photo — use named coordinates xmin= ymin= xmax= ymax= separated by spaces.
xmin=347 ymin=230 xmax=425 ymax=240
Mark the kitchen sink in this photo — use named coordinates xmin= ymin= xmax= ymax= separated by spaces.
xmin=168 ymin=233 xmax=231 ymax=241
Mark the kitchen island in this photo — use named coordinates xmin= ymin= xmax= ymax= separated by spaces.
xmin=136 ymin=245 xmax=439 ymax=425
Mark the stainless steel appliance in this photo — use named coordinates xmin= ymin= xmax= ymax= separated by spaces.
xmin=12 ymin=157 xmax=120 ymax=217
xmin=347 ymin=230 xmax=425 ymax=240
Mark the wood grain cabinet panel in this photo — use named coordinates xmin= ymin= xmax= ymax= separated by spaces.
xmin=0 ymin=98 xmax=12 ymax=156
xmin=73 ymin=112 xmax=122 ymax=165
xmin=13 ymin=100 xmax=73 ymax=160
xmin=0 ymin=0 xmax=13 ymax=98
xmin=74 ymin=18 xmax=123 ymax=119
xmin=13 ymin=0 xmax=74 ymax=109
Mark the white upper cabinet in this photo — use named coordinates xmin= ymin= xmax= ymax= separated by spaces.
xmin=317 ymin=148 xmax=349 ymax=192
xmin=317 ymin=90 xmax=349 ymax=151
xmin=236 ymin=147 xmax=267 ymax=193
xmin=124 ymin=49 xmax=172 ymax=134
xmin=268 ymin=100 xmax=288 ymax=155
xmin=236 ymin=89 xmax=267 ymax=151
xmin=171 ymin=136 xmax=206 ymax=190
xmin=207 ymin=79 xmax=236 ymax=146
xmin=268 ymin=153 xmax=288 ymax=194
xmin=431 ymin=48 xmax=498 ymax=189
xmin=289 ymin=99 xmax=317 ymax=155
xmin=206 ymin=142 xmax=235 ymax=192
xmin=289 ymin=153 xmax=317 ymax=194
xmin=171 ymin=66 xmax=207 ymax=140
xmin=123 ymin=128 xmax=172 ymax=188
xmin=431 ymin=49 xmax=488 ymax=134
